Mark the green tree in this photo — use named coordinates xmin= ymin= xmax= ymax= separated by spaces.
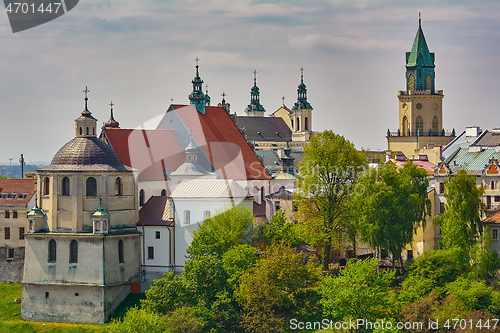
xmin=235 ymin=242 xmax=320 ymax=333
xmin=320 ymin=258 xmax=395 ymax=323
xmin=399 ymin=248 xmax=466 ymax=304
xmin=109 ymin=306 xmax=167 ymax=333
xmin=187 ymin=205 xmax=255 ymax=258
xmin=295 ymin=130 xmax=367 ymax=270
xmin=222 ymin=244 xmax=259 ymax=288
xmin=469 ymin=229 xmax=500 ymax=280
xmin=434 ymin=169 xmax=485 ymax=252
xmin=141 ymin=271 xmax=194 ymax=314
xmin=354 ymin=162 xmax=431 ymax=270
xmin=262 ymin=209 xmax=302 ymax=245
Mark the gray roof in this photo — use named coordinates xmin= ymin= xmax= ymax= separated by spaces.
xmin=39 ymin=137 xmax=130 ymax=172
xmin=471 ymin=130 xmax=500 ymax=147
xmin=235 ymin=116 xmax=292 ymax=142
xmin=169 ymin=162 xmax=212 ymax=176
xmin=170 ymin=179 xmax=250 ymax=199
xmin=441 ymin=129 xmax=486 ymax=161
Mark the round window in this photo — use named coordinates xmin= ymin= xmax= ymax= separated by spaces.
xmin=416 ymin=103 xmax=422 ymax=109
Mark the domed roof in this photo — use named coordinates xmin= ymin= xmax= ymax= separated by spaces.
xmin=39 ymin=137 xmax=130 ymax=172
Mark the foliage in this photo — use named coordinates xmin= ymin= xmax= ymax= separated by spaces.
xmin=221 ymin=244 xmax=259 ymax=287
xmin=163 ymin=306 xmax=207 ymax=333
xmin=401 ymin=292 xmax=440 ymax=333
xmin=354 ymin=162 xmax=430 ymax=269
xmin=109 ymin=306 xmax=166 ymax=333
xmin=399 ymin=248 xmax=466 ymax=304
xmin=434 ymin=169 xmax=485 ymax=252
xmin=186 ymin=205 xmax=255 ymax=258
xmin=235 ymin=242 xmax=321 ymax=333
xmin=320 ymin=258 xmax=395 ymax=321
xmin=141 ymin=271 xmax=193 ymax=314
xmin=262 ymin=209 xmax=302 ymax=245
xmin=110 ymin=293 xmax=146 ymax=321
xmin=469 ymin=229 xmax=500 ymax=280
xmin=296 ymin=130 xmax=367 ymax=270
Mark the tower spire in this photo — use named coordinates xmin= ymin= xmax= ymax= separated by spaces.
xmin=244 ymin=70 xmax=266 ymax=116
xmin=83 ymin=86 xmax=91 ymax=114
xmin=105 ymin=101 xmax=120 ymax=128
xmin=188 ymin=56 xmax=208 ymax=114
xmin=419 ymin=12 xmax=421 ymax=27
xmin=292 ymin=67 xmax=313 ymax=111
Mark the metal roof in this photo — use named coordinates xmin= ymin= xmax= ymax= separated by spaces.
xmin=170 ymin=179 xmax=250 ymax=199
xmin=449 ymin=148 xmax=500 ymax=174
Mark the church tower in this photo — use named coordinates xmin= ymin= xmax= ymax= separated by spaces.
xmin=291 ymin=67 xmax=313 ymax=134
xmin=21 ymin=88 xmax=141 ymax=324
xmin=244 ymin=70 xmax=266 ymax=117
xmin=188 ymin=57 xmax=209 ymax=115
xmin=387 ymin=14 xmax=454 ymax=159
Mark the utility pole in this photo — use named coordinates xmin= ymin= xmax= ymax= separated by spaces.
xmin=19 ymin=154 xmax=24 ymax=178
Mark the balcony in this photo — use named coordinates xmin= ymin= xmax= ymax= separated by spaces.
xmin=387 ymin=130 xmax=455 ymax=137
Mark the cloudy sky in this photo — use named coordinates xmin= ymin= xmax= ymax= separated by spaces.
xmin=1 ymin=0 xmax=499 ymax=165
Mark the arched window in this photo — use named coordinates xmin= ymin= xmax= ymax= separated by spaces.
xmin=62 ymin=177 xmax=70 ymax=196
xmin=296 ymin=117 xmax=300 ymax=131
xmin=139 ymin=189 xmax=145 ymax=206
xmin=204 ymin=210 xmax=211 ymax=221
xmin=184 ymin=210 xmax=190 ymax=224
xmin=86 ymin=127 xmax=89 ymax=135
xmin=432 ymin=116 xmax=438 ymax=135
xmin=79 ymin=127 xmax=82 ymax=135
xmin=161 ymin=189 xmax=166 ymax=196
xmin=92 ymin=127 xmax=95 ymax=135
xmin=408 ymin=75 xmax=415 ymax=90
xmin=118 ymin=240 xmax=124 ymax=263
xmin=43 ymin=177 xmax=50 ymax=196
xmin=291 ymin=118 xmax=294 ymax=130
xmin=69 ymin=240 xmax=78 ymax=263
xmin=416 ymin=116 xmax=424 ymax=135
xmin=304 ymin=117 xmax=309 ymax=131
xmin=426 ymin=75 xmax=432 ymax=91
xmin=261 ymin=186 xmax=265 ymax=203
xmin=402 ymin=116 xmax=409 ymax=136
xmin=86 ymin=177 xmax=97 ymax=197
xmin=115 ymin=177 xmax=123 ymax=196
xmin=48 ymin=239 xmax=56 ymax=262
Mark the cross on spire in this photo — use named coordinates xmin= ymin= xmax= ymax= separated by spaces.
xmin=170 ymin=98 xmax=174 ymax=104
xmin=253 ymin=69 xmax=257 ymax=82
xmin=109 ymin=101 xmax=114 ymax=109
xmin=282 ymin=96 xmax=285 ymax=105
xmin=205 ymin=84 xmax=209 ymax=93
xmin=419 ymin=12 xmax=421 ymax=27
xmin=195 ymin=56 xmax=200 ymax=66
xmin=83 ymin=86 xmax=90 ymax=110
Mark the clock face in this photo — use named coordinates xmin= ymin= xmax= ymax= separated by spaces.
xmin=402 ymin=103 xmax=408 ymax=110
xmin=416 ymin=103 xmax=422 ymax=109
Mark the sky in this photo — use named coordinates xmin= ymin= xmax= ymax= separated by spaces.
xmin=1 ymin=0 xmax=499 ymax=165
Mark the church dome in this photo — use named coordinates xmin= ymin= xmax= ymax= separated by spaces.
xmin=41 ymin=137 xmax=129 ymax=172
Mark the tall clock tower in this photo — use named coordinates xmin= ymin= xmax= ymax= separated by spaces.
xmin=388 ymin=15 xmax=454 ymax=159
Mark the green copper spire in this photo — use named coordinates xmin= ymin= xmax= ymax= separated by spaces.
xmin=93 ymin=198 xmax=109 ymax=217
xmin=244 ymin=70 xmax=266 ymax=114
xmin=188 ymin=56 xmax=208 ymax=115
xmin=405 ymin=13 xmax=436 ymax=93
xmin=27 ymin=199 xmax=45 ymax=216
xmin=292 ymin=67 xmax=313 ymax=110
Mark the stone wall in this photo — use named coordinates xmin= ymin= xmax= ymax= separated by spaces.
xmin=0 ymin=247 xmax=24 ymax=282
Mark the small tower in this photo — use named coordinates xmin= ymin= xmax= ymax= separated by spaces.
xmin=244 ymin=70 xmax=266 ymax=117
xmin=27 ymin=200 xmax=46 ymax=233
xmin=105 ymin=101 xmax=120 ymax=129
xmin=92 ymin=199 xmax=109 ymax=234
xmin=75 ymin=86 xmax=98 ymax=137
xmin=291 ymin=67 xmax=313 ymax=134
xmin=188 ymin=57 xmax=208 ymax=115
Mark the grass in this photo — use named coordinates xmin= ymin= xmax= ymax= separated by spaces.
xmin=0 ymin=282 xmax=143 ymax=332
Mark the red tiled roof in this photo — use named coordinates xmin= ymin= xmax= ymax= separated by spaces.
xmin=173 ymin=105 xmax=271 ymax=180
xmin=484 ymin=210 xmax=500 ymax=224
xmin=138 ymin=196 xmax=173 ymax=226
xmin=0 ymin=178 xmax=37 ymax=207
xmin=103 ymin=128 xmax=185 ymax=181
xmin=392 ymin=159 xmax=436 ymax=177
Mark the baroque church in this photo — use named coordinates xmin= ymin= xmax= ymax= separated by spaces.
xmin=21 ymin=90 xmax=141 ymax=324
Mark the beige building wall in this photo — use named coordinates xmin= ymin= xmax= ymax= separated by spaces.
xmin=388 ymin=135 xmax=453 ymax=160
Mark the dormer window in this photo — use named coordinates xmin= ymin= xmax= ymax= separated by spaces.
xmin=7 ymin=193 xmax=16 ymax=199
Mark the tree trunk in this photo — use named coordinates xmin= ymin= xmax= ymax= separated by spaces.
xmin=352 ymin=238 xmax=357 ymax=259
xmin=323 ymin=243 xmax=331 ymax=271
xmin=399 ymin=250 xmax=405 ymax=275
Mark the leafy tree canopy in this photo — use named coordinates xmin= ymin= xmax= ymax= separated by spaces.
xmin=262 ymin=209 xmax=302 ymax=245
xmin=295 ymin=130 xmax=367 ymax=270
